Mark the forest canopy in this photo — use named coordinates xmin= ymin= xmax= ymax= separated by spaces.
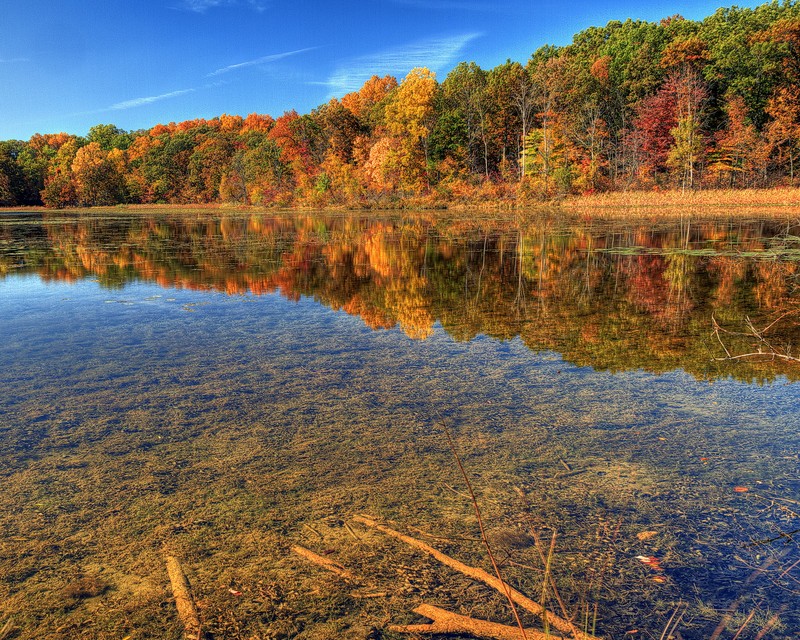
xmin=2 ymin=1 xmax=800 ymax=208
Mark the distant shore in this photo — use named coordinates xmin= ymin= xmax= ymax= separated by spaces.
xmin=4 ymin=187 xmax=800 ymax=218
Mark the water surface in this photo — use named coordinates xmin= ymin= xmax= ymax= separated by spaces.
xmin=1 ymin=209 xmax=799 ymax=639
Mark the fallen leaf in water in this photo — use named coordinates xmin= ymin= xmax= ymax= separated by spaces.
xmin=734 ymin=486 xmax=749 ymax=493
xmin=636 ymin=531 xmax=659 ymax=541
xmin=636 ymin=555 xmax=664 ymax=571
xmin=652 ymin=575 xmax=668 ymax=583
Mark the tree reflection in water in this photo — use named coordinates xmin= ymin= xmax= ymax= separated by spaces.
xmin=3 ymin=209 xmax=799 ymax=381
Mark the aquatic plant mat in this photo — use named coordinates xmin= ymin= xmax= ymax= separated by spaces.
xmin=1 ymin=209 xmax=800 ymax=639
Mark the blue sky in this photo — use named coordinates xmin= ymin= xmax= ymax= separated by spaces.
xmin=0 ymin=0 xmax=761 ymax=140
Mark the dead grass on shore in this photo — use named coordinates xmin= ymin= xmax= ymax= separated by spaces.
xmin=5 ymin=187 xmax=800 ymax=220
xmin=560 ymin=188 xmax=800 ymax=216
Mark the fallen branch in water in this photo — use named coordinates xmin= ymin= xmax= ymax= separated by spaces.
xmin=291 ymin=544 xmax=360 ymax=583
xmin=389 ymin=603 xmax=554 ymax=640
xmin=166 ymin=556 xmax=202 ymax=640
xmin=441 ymin=420 xmax=529 ymax=640
xmin=709 ymin=553 xmax=787 ymax=640
xmin=754 ymin=604 xmax=788 ymax=640
xmin=0 ymin=618 xmax=14 ymax=640
xmin=658 ymin=602 xmax=687 ymax=640
xmin=712 ymin=313 xmax=800 ymax=363
xmin=352 ymin=515 xmax=595 ymax=640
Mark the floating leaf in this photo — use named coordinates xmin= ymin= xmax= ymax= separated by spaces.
xmin=636 ymin=555 xmax=664 ymax=571
xmin=636 ymin=531 xmax=659 ymax=541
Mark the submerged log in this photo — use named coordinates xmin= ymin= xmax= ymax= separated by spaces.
xmin=166 ymin=556 xmax=202 ymax=640
xmin=390 ymin=603 xmax=554 ymax=640
xmin=353 ymin=515 xmax=596 ymax=640
xmin=291 ymin=544 xmax=360 ymax=583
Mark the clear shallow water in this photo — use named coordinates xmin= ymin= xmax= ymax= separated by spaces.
xmin=1 ymin=210 xmax=800 ymax=639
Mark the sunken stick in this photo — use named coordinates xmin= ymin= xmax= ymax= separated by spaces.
xmin=390 ymin=603 xmax=555 ymax=640
xmin=353 ymin=515 xmax=596 ymax=640
xmin=291 ymin=544 xmax=360 ymax=583
xmin=166 ymin=556 xmax=202 ymax=640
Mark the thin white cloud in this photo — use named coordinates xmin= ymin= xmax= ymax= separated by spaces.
xmin=391 ymin=0 xmax=498 ymax=9
xmin=0 ymin=57 xmax=30 ymax=63
xmin=180 ymin=0 xmax=232 ymax=11
xmin=178 ymin=0 xmax=265 ymax=13
xmin=208 ymin=47 xmax=317 ymax=77
xmin=111 ymin=88 xmax=195 ymax=111
xmin=324 ymin=33 xmax=481 ymax=95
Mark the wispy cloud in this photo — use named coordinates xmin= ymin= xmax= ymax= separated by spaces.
xmin=390 ymin=0 xmax=498 ymax=10
xmin=208 ymin=47 xmax=317 ymax=77
xmin=178 ymin=0 xmax=265 ymax=13
xmin=111 ymin=88 xmax=195 ymax=110
xmin=324 ymin=33 xmax=481 ymax=95
xmin=0 ymin=57 xmax=30 ymax=64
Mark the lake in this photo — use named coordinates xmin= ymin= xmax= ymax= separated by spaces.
xmin=1 ymin=208 xmax=799 ymax=639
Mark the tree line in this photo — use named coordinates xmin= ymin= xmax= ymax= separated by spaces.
xmin=2 ymin=1 xmax=800 ymax=209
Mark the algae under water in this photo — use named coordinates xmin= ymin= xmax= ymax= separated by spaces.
xmin=1 ymin=209 xmax=800 ymax=639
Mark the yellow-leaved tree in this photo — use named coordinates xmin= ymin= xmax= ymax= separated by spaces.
xmin=369 ymin=67 xmax=437 ymax=195
xmin=71 ymin=142 xmax=127 ymax=206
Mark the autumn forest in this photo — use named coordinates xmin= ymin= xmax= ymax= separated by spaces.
xmin=3 ymin=1 xmax=800 ymax=209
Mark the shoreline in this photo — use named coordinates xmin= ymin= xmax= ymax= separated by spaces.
xmin=4 ymin=187 xmax=800 ymax=219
